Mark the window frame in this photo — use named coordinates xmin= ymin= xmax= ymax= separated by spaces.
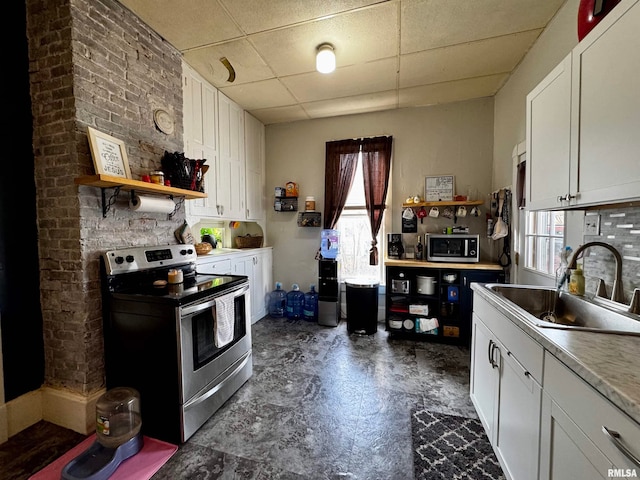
xmin=523 ymin=210 xmax=566 ymax=277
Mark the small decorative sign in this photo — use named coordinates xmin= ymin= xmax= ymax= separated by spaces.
xmin=87 ymin=127 xmax=132 ymax=179
xmin=425 ymin=175 xmax=455 ymax=202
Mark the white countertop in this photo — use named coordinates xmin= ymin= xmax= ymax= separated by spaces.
xmin=472 ymin=283 xmax=640 ymax=426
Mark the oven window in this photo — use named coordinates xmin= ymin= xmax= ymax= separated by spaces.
xmin=191 ymin=295 xmax=246 ymax=370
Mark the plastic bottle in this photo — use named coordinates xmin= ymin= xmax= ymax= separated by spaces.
xmin=303 ymin=284 xmax=319 ymax=322
xmin=286 ymin=284 xmax=305 ymax=320
xmin=555 ymin=246 xmax=572 ymax=291
xmin=569 ymin=265 xmax=585 ymax=296
xmin=269 ymin=282 xmax=287 ymax=318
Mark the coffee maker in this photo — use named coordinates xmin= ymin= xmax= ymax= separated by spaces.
xmin=387 ymin=233 xmax=404 ymax=259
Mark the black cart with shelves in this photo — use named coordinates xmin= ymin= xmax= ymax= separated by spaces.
xmin=385 ymin=264 xmax=504 ymax=346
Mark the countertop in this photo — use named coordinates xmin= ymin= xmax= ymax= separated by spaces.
xmin=385 ymin=258 xmax=504 ymax=270
xmin=472 ymin=283 xmax=640 ymax=426
xmin=196 ymin=246 xmax=272 ymax=261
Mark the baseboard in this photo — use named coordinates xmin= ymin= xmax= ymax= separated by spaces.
xmin=0 ymin=402 xmax=8 ymax=444
xmin=41 ymin=386 xmax=105 ymax=435
xmin=5 ymin=390 xmax=43 ymax=438
xmin=1 ymin=386 xmax=106 ymax=443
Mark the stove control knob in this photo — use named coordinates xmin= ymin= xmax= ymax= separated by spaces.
xmin=114 ymin=256 xmax=124 ymax=265
xmin=126 ymin=255 xmax=135 ymax=263
xmin=187 ymin=248 xmax=193 ymax=255
xmin=180 ymin=249 xmax=187 ymax=256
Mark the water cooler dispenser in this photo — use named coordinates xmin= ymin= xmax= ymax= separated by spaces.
xmin=318 ymin=259 xmax=340 ymax=327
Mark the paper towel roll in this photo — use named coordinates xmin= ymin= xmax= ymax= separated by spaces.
xmin=129 ymin=194 xmax=175 ymax=214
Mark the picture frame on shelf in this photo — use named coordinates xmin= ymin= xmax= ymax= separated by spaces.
xmin=425 ymin=175 xmax=455 ymax=202
xmin=87 ymin=126 xmax=132 ymax=179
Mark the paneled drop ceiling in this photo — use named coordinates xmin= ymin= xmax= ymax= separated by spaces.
xmin=118 ymin=0 xmax=567 ymax=125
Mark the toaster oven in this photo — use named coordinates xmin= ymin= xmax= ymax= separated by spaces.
xmin=426 ymin=234 xmax=479 ymax=263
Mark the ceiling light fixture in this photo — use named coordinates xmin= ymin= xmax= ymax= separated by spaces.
xmin=316 ymin=43 xmax=336 ymax=74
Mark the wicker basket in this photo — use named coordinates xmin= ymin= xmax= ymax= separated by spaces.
xmin=235 ymin=235 xmax=263 ymax=249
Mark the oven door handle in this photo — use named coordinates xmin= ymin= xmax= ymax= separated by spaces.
xmin=181 ymin=283 xmax=249 ymax=316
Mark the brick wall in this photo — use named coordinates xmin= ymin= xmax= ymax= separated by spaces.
xmin=26 ymin=0 xmax=184 ymax=394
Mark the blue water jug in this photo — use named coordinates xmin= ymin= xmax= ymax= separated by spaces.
xmin=286 ymin=284 xmax=305 ymax=320
xmin=269 ymin=282 xmax=287 ymax=318
xmin=303 ymin=284 xmax=319 ymax=322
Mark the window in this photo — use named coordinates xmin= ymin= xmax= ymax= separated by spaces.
xmin=524 ymin=211 xmax=565 ymax=275
xmin=335 ymin=153 xmax=384 ymax=283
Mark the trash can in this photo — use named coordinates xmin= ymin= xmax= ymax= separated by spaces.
xmin=345 ymin=279 xmax=379 ymax=334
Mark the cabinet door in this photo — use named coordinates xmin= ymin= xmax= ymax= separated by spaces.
xmin=570 ymin=0 xmax=640 ymax=206
xmin=470 ymin=315 xmax=499 ymax=443
xmin=526 ymin=54 xmax=573 ymax=210
xmin=494 ymin=348 xmax=542 ymax=480
xmin=218 ymin=92 xmax=246 ymax=219
xmin=539 ymin=393 xmax=610 ymax=480
xmin=183 ymin=63 xmax=220 ymax=219
xmin=245 ymin=112 xmax=265 ymax=221
xmin=461 ymin=270 xmax=504 ymax=346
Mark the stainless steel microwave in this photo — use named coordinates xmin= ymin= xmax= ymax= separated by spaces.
xmin=426 ymin=234 xmax=479 ymax=263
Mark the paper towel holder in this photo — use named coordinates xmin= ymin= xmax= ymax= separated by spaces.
xmin=96 ymin=188 xmax=181 ymax=218
xmin=129 ymin=191 xmax=182 ymax=218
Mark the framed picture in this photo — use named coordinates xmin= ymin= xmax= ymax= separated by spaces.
xmin=425 ymin=175 xmax=455 ymax=201
xmin=87 ymin=126 xmax=132 ymax=179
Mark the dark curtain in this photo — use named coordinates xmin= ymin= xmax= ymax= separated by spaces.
xmin=516 ymin=160 xmax=526 ymax=209
xmin=362 ymin=136 xmax=393 ymax=265
xmin=323 ymin=139 xmax=360 ymax=229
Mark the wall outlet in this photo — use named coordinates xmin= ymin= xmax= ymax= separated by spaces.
xmin=583 ymin=214 xmax=601 ymax=235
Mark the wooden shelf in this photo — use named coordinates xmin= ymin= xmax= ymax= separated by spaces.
xmin=402 ymin=200 xmax=484 ymax=208
xmin=74 ymin=174 xmax=207 ymax=199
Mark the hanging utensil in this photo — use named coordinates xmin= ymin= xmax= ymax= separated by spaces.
xmin=492 ymin=190 xmax=508 ymax=240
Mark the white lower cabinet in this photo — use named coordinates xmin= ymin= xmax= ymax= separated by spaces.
xmin=540 ymin=353 xmax=640 ymax=480
xmin=231 ymin=248 xmax=272 ymax=324
xmin=472 ymin=293 xmax=640 ymax=480
xmin=470 ymin=299 xmax=543 ymax=480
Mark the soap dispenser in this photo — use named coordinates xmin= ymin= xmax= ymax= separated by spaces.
xmin=569 ymin=265 xmax=585 ymax=296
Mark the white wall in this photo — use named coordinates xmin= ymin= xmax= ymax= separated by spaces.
xmin=266 ymin=98 xmax=495 ymax=291
xmin=494 ymin=0 xmax=585 ymax=287
xmin=493 ymin=0 xmax=580 ymax=190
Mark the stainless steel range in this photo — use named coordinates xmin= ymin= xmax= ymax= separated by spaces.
xmin=100 ymin=244 xmax=252 ymax=444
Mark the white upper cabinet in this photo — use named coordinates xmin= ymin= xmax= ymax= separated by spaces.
xmin=183 ymin=62 xmax=220 ymax=220
xmin=526 ymin=54 xmax=573 ymax=211
xmin=244 ymin=112 xmax=266 ymax=221
xmin=526 ymin=0 xmax=640 ymax=210
xmin=570 ymin=0 xmax=640 ymax=207
xmin=218 ymin=92 xmax=246 ymax=220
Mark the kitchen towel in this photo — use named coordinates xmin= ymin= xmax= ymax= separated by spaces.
xmin=129 ymin=194 xmax=175 ymax=214
xmin=29 ymin=434 xmax=178 ymax=480
xmin=214 ymin=291 xmax=235 ymax=348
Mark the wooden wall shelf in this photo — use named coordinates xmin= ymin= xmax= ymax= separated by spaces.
xmin=402 ymin=200 xmax=484 ymax=208
xmin=75 ymin=174 xmax=207 ymax=217
xmin=74 ymin=174 xmax=207 ymax=199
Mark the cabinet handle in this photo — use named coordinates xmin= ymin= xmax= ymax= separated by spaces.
xmin=488 ymin=340 xmax=499 ymax=369
xmin=488 ymin=339 xmax=494 ymax=366
xmin=602 ymin=426 xmax=640 ymax=467
xmin=506 ymin=350 xmax=531 ymax=377
xmin=557 ymin=193 xmax=577 ymax=202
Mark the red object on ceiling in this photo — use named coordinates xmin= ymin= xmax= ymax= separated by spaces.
xmin=577 ymin=0 xmax=622 ymax=41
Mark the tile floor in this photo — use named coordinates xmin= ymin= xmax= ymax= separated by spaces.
xmin=1 ymin=316 xmax=477 ymax=480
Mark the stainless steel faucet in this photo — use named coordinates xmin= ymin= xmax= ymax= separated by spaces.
xmin=567 ymin=242 xmax=625 ymax=304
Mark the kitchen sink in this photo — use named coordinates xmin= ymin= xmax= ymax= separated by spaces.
xmin=485 ymin=284 xmax=640 ymax=336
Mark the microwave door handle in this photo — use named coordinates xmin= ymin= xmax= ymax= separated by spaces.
xmin=464 ymin=240 xmax=469 ymax=257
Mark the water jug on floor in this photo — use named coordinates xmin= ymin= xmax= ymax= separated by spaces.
xmin=303 ymin=284 xmax=319 ymax=322
xmin=286 ymin=284 xmax=305 ymax=320
xmin=269 ymin=282 xmax=287 ymax=318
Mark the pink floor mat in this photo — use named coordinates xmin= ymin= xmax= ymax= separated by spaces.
xmin=29 ymin=434 xmax=178 ymax=480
